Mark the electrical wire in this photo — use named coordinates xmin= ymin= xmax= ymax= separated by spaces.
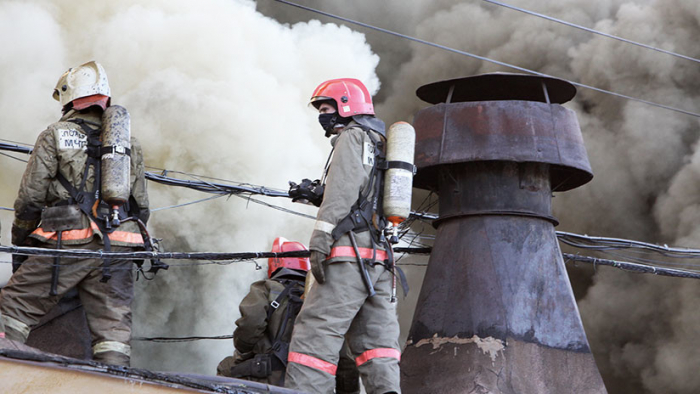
xmin=563 ymin=253 xmax=700 ymax=279
xmin=151 ymin=195 xmax=227 ymax=212
xmin=269 ymin=0 xmax=700 ymax=119
xmin=0 ymin=151 xmax=28 ymax=163
xmin=132 ymin=335 xmax=233 ymax=343
xmin=481 ymin=0 xmax=700 ymax=66
xmin=557 ymin=231 xmax=700 ymax=258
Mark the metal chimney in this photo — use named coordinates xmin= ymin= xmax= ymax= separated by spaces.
xmin=400 ymin=73 xmax=606 ymax=393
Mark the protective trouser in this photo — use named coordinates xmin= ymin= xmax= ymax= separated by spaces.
xmin=0 ymin=239 xmax=135 ymax=366
xmin=285 ymin=261 xmax=401 ymax=394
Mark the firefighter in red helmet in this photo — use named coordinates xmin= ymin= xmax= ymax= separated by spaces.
xmin=218 ymin=237 xmax=360 ymax=393
xmin=285 ymin=79 xmax=401 ymax=393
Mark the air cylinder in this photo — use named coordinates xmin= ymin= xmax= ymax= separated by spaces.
xmin=101 ymin=105 xmax=131 ymax=206
xmin=383 ymin=121 xmax=415 ymax=228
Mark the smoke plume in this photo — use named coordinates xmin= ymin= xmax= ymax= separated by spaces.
xmin=257 ymin=1 xmax=700 ymax=393
xmin=4 ymin=0 xmax=700 ymax=390
xmin=0 ymin=0 xmax=380 ymax=374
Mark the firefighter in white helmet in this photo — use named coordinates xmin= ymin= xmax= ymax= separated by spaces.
xmin=0 ymin=61 xmax=150 ymax=366
xmin=285 ymin=79 xmax=401 ymax=393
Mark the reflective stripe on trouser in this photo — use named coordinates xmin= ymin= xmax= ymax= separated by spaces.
xmin=355 ymin=348 xmax=401 ymax=366
xmin=0 ymin=239 xmax=135 ymax=363
xmin=285 ymin=261 xmax=401 ymax=394
xmin=1 ymin=314 xmax=31 ymax=342
xmin=93 ymin=341 xmax=131 ymax=356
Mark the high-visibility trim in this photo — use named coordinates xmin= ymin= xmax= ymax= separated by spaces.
xmin=328 ymin=246 xmax=387 ymax=261
xmin=31 ymin=223 xmax=143 ymax=244
xmin=93 ymin=341 xmax=131 ymax=357
xmin=90 ymin=222 xmax=144 ymax=244
xmin=355 ymin=348 xmax=401 ymax=366
xmin=313 ymin=220 xmax=335 ymax=235
xmin=288 ymin=352 xmax=337 ymax=376
xmin=2 ymin=315 xmax=30 ymax=340
xmin=32 ymin=226 xmax=94 ymax=241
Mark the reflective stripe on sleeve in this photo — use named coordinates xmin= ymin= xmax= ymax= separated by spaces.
xmin=313 ymin=220 xmax=335 ymax=235
xmin=328 ymin=246 xmax=388 ymax=262
xmin=355 ymin=348 xmax=401 ymax=366
xmin=288 ymin=351 xmax=337 ymax=375
xmin=2 ymin=315 xmax=31 ymax=340
xmin=93 ymin=341 xmax=131 ymax=356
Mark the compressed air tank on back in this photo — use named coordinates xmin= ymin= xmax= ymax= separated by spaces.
xmin=383 ymin=121 xmax=416 ymax=226
xmin=101 ymin=105 xmax=131 ymax=205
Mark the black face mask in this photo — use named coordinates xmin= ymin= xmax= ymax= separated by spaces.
xmin=318 ymin=113 xmax=351 ymax=137
xmin=318 ymin=113 xmax=336 ymax=134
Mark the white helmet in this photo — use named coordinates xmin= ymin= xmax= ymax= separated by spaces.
xmin=53 ymin=61 xmax=111 ymax=110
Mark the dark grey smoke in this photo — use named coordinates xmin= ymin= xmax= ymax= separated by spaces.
xmin=258 ymin=1 xmax=700 ymax=393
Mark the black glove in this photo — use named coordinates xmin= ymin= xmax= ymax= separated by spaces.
xmin=310 ymin=251 xmax=328 ymax=284
xmin=11 ymin=224 xmax=34 ymax=272
xmin=12 ymin=254 xmax=27 ymax=273
xmin=11 ymin=224 xmax=33 ymax=247
xmin=288 ymin=179 xmax=324 ymax=207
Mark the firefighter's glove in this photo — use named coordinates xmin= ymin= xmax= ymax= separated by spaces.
xmin=12 ymin=254 xmax=27 ymax=273
xmin=288 ymin=179 xmax=324 ymax=207
xmin=310 ymin=251 xmax=328 ymax=284
xmin=11 ymin=224 xmax=33 ymax=247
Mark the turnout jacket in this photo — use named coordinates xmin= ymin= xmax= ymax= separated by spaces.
xmin=13 ymin=109 xmax=149 ymax=247
xmin=309 ymin=122 xmax=386 ymax=263
xmin=233 ymin=269 xmax=304 ymax=357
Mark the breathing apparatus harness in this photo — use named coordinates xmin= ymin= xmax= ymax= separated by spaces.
xmin=327 ymin=123 xmax=409 ymax=302
xmin=229 ymin=274 xmax=304 ymax=383
xmin=52 ymin=117 xmax=167 ymax=287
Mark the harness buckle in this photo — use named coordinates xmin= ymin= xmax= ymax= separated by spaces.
xmin=115 ymin=145 xmax=126 ymax=154
xmin=270 ymin=300 xmax=280 ymax=309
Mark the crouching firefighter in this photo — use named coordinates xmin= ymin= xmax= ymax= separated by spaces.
xmin=217 ymin=237 xmax=361 ymax=393
xmin=285 ymin=78 xmax=408 ymax=394
xmin=0 ymin=61 xmax=160 ymax=366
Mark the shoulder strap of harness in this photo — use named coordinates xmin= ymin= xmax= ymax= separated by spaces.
xmin=267 ymin=279 xmax=304 ymax=368
xmin=56 ymin=119 xmax=134 ymax=282
xmin=330 ymin=127 xmax=387 ymax=241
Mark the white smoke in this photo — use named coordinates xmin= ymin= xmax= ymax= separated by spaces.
xmin=0 ymin=0 xmax=380 ymax=375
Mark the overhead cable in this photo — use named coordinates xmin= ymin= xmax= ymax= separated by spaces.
xmin=269 ymin=0 xmax=700 ymax=119
xmin=0 ymin=245 xmax=429 ymax=265
xmin=563 ymin=253 xmax=700 ymax=280
xmin=481 ymin=0 xmax=700 ymax=66
xmin=558 ymin=231 xmax=700 ymax=258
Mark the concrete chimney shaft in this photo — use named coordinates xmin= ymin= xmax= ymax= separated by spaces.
xmin=400 ymin=73 xmax=606 ymax=393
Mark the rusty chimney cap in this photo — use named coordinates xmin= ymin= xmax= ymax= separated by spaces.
xmin=416 ymin=72 xmax=577 ymax=105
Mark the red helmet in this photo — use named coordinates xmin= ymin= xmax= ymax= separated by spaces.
xmin=310 ymin=78 xmax=374 ymax=118
xmin=268 ymin=237 xmax=311 ymax=278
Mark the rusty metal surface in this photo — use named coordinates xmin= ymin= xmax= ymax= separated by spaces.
xmin=412 ymin=100 xmax=592 ymax=191
xmin=402 ymin=336 xmax=606 ymax=394
xmin=434 ymin=162 xmax=557 ymax=226
xmin=415 ymin=73 xmax=577 ymax=105
xmin=402 ymin=73 xmax=605 ymax=393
